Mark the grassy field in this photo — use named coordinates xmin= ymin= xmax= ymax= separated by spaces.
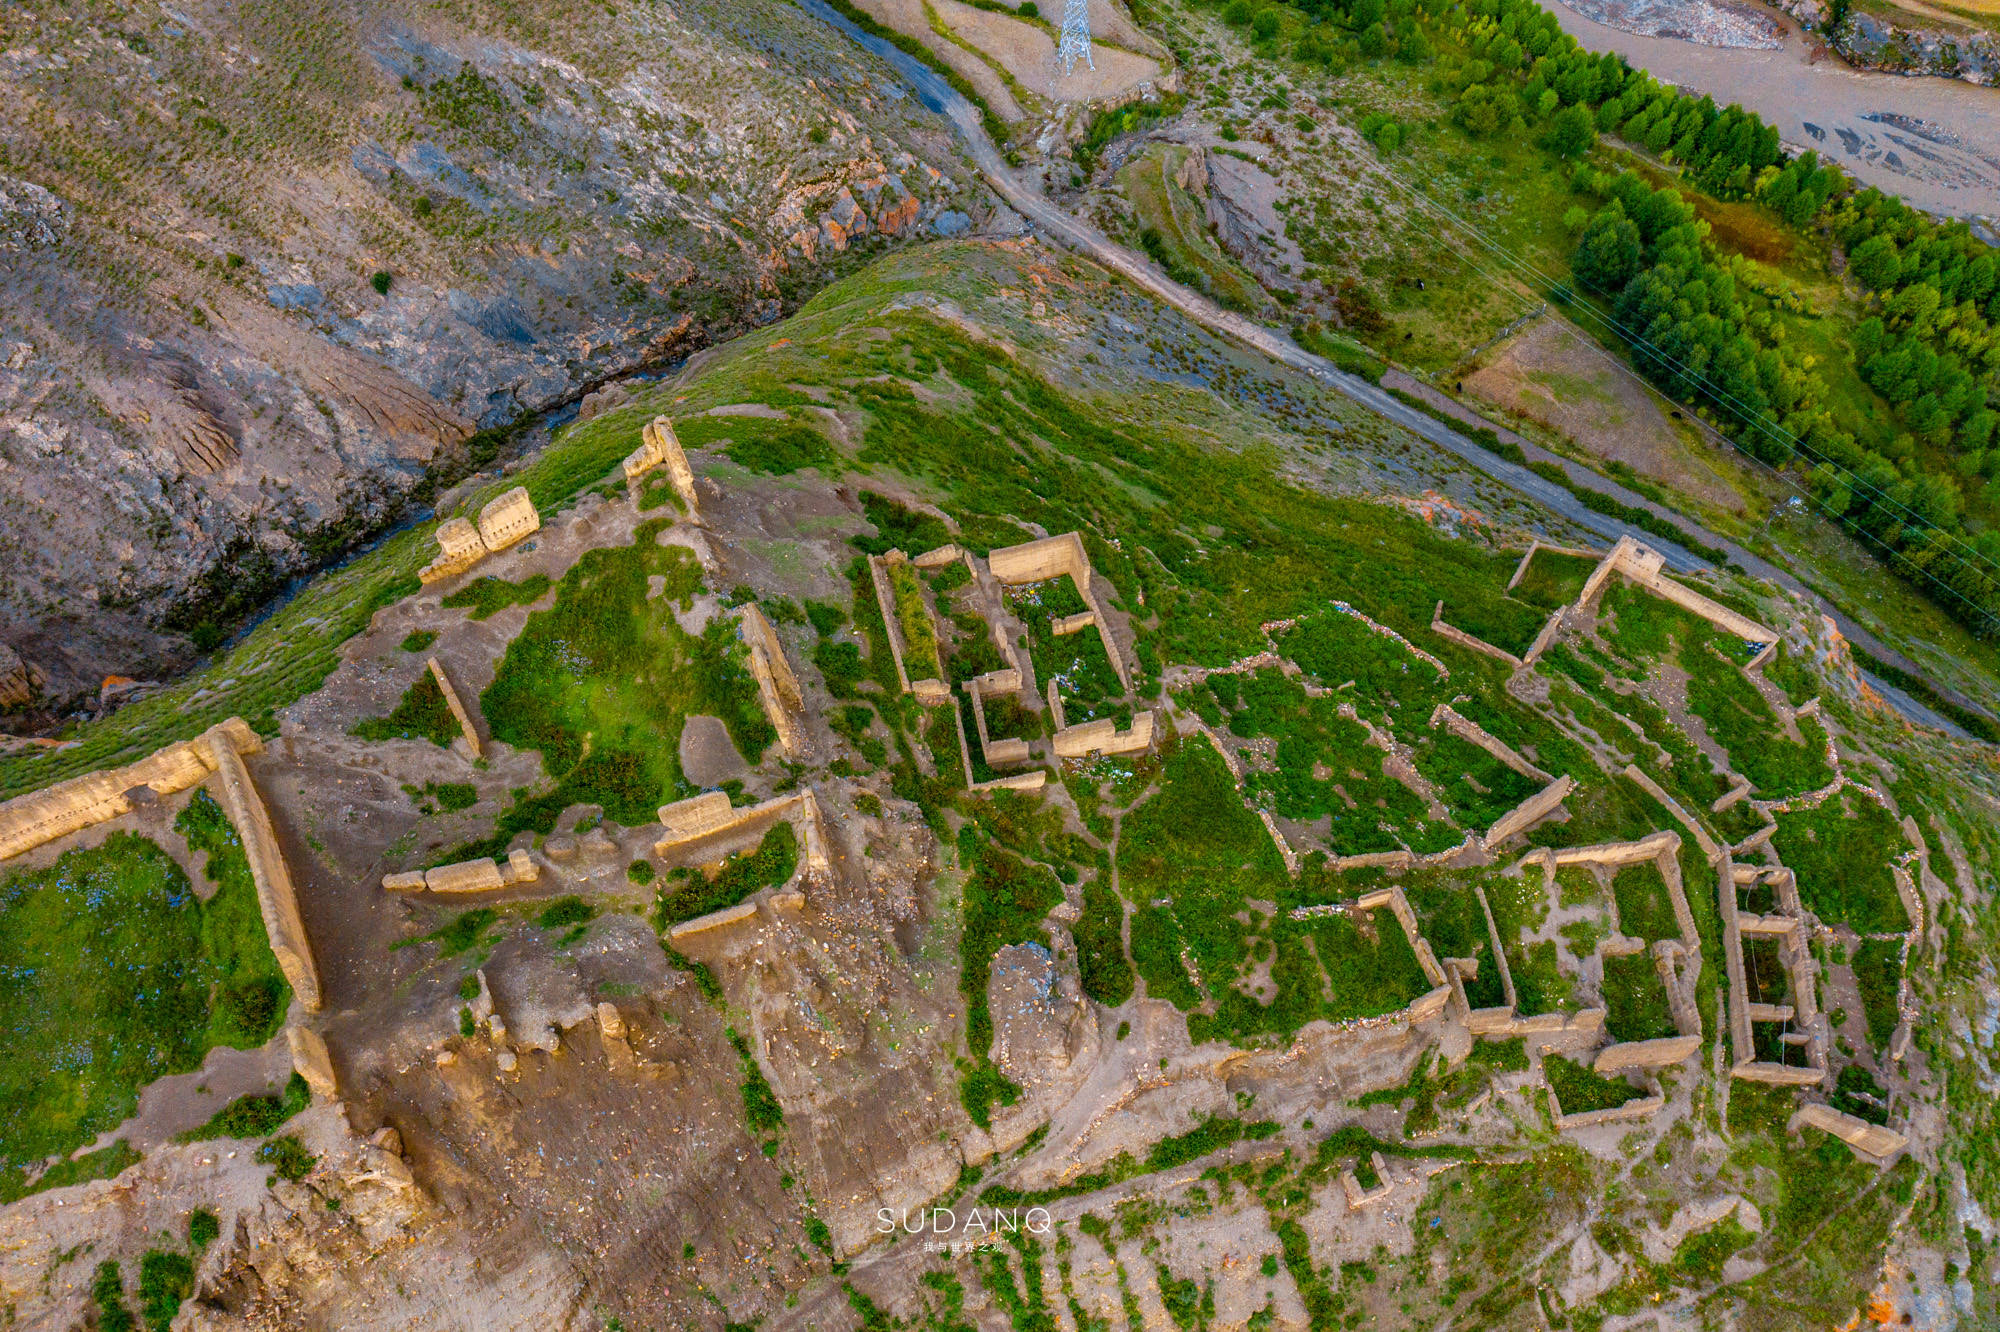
xmin=0 ymin=807 xmax=288 ymax=1179
xmin=480 ymin=518 xmax=771 ymax=833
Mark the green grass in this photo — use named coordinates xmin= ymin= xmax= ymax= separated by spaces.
xmin=653 ymin=822 xmax=799 ymax=928
xmin=255 ymin=1133 xmax=315 ymax=1181
xmin=1600 ymin=951 xmax=1678 ymax=1043
xmin=481 ymin=518 xmax=769 ymax=833
xmin=1010 ymin=577 xmax=1125 ymax=722
xmin=1611 ymin=863 xmax=1680 ymax=942
xmin=1411 ymin=731 xmax=1541 ymax=832
xmin=1543 ymin=1054 xmax=1646 ymax=1115
xmin=0 ymin=1138 xmax=142 ymax=1206
xmin=175 ymin=1072 xmax=311 ymax=1142
xmin=1851 ymin=938 xmax=1904 ymax=1050
xmin=729 ymin=1027 xmax=785 ymax=1134
xmin=441 ymin=572 xmax=553 ymax=620
xmin=0 ymin=814 xmax=291 ymax=1176
xmin=1117 ymin=144 xmax=1272 ymax=316
xmin=1772 ymin=790 xmax=1909 ymax=934
xmin=399 ymin=630 xmax=437 ymax=653
xmin=885 ymin=557 xmax=943 ymax=681
xmin=672 ymin=412 xmax=838 ymax=476
xmin=1212 ymin=668 xmax=1452 ymax=854
xmin=138 ymin=1249 xmax=196 ymax=1332
xmin=350 ymin=669 xmax=460 ymax=747
xmin=1074 ymin=876 xmax=1134 ymax=1007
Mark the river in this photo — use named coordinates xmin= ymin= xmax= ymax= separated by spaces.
xmin=1549 ymin=0 xmax=2000 ymax=224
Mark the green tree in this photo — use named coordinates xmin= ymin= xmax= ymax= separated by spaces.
xmin=1541 ymin=103 xmax=1596 ymax=158
xmin=1571 ymin=204 xmax=1642 ymax=292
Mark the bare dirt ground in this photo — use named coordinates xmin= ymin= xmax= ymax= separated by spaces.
xmin=934 ymin=0 xmax=1166 ymax=103
xmin=1465 ymin=320 xmax=1750 ymax=515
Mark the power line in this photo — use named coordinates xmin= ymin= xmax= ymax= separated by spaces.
xmin=1363 ymin=156 xmax=2000 ymax=593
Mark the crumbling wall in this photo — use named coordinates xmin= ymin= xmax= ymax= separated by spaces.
xmin=1051 ymin=710 xmax=1153 ymax=759
xmin=948 ymin=695 xmax=1048 ymax=794
xmin=1482 ymin=774 xmax=1576 ymax=847
xmin=419 ymin=517 xmax=489 ymax=585
xmin=209 ymin=725 xmax=323 ymax=1012
xmin=986 ymin=531 xmax=1132 ymax=692
xmin=1577 ymin=536 xmax=1779 ymax=644
xmin=737 ymin=604 xmax=807 ymax=757
xmin=967 ymin=678 xmax=1032 ymax=766
xmin=1593 ymin=1034 xmax=1702 ymax=1074
xmin=1550 ymin=1086 xmax=1665 ymax=1130
xmin=1430 ymin=703 xmax=1549 ymax=782
xmin=0 ymin=716 xmax=260 ymax=863
xmin=1790 ymin=1103 xmax=1907 ymax=1160
xmin=390 ymin=848 xmax=539 ymax=894
xmin=625 ymin=417 xmax=701 ymax=522
xmin=477 ymin=486 xmax=540 ymax=552
xmin=427 ymin=658 xmax=483 ymax=757
xmin=868 ymin=551 xmax=949 ymax=704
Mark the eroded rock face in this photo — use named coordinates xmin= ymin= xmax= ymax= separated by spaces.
xmin=0 ymin=0 xmax=980 ymax=700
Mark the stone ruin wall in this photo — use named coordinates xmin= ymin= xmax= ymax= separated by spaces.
xmin=1577 ymin=536 xmax=1780 ymax=645
xmin=0 ymin=717 xmax=326 ymax=1014
xmin=0 ymin=715 xmax=259 ymax=863
xmin=868 ymin=550 xmax=949 ymax=703
xmin=986 ymin=532 xmax=1132 ymax=692
xmin=1790 ymin=1102 xmax=1908 ymax=1161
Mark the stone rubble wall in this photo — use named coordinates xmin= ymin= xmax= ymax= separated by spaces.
xmin=1593 ymin=1033 xmax=1702 ymax=1074
xmin=985 ymin=531 xmax=1132 ymax=692
xmin=737 ymin=604 xmax=807 ymax=758
xmin=426 ymin=658 xmax=484 ymax=757
xmin=967 ymin=677 xmax=1032 ymax=766
xmin=477 ymin=487 xmax=540 ymax=552
xmin=626 ymin=416 xmax=701 ymax=522
xmin=947 ymin=695 xmax=1048 ymax=793
xmin=1051 ymin=710 xmax=1153 ymax=759
xmin=1482 ymin=774 xmax=1576 ymax=847
xmin=1551 ymin=1088 xmax=1666 ymax=1130
xmin=210 ymin=727 xmax=324 ymax=1012
xmin=869 ymin=550 xmax=949 ymax=703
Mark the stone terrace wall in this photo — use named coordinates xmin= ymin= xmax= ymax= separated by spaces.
xmin=1790 ymin=1102 xmax=1908 ymax=1161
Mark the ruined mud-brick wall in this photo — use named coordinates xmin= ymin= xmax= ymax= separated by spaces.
xmin=1577 ymin=537 xmax=1779 ymax=645
xmin=737 ymin=604 xmax=807 ymax=757
xmin=626 ymin=417 xmax=701 ymax=519
xmin=208 ymin=727 xmax=324 ymax=1012
xmin=419 ymin=487 xmax=541 ymax=584
xmin=986 ymin=532 xmax=1133 ymax=691
xmin=0 ymin=716 xmax=259 ymax=862
xmin=427 ymin=659 xmax=484 ymax=757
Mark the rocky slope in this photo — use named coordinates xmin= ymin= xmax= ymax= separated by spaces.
xmin=0 ymin=0 xmax=984 ymax=707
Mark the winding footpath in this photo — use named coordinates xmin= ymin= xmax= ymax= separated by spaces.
xmin=798 ymin=0 xmax=1989 ymax=737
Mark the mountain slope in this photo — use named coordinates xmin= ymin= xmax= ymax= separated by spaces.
xmin=0 ymin=0 xmax=982 ymax=703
